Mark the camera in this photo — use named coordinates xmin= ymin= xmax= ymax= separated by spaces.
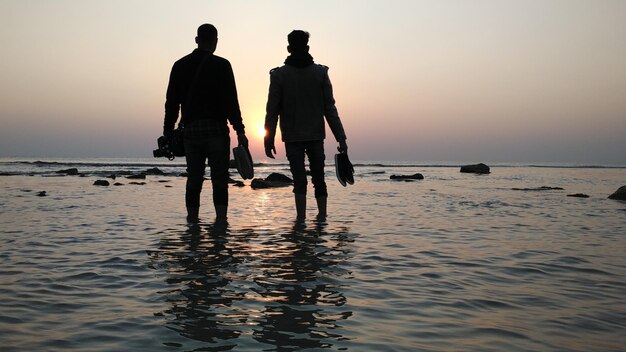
xmin=153 ymin=136 xmax=175 ymax=160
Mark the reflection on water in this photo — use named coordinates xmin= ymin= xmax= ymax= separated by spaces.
xmin=147 ymin=220 xmax=355 ymax=351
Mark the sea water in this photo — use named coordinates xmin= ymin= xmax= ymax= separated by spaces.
xmin=0 ymin=158 xmax=625 ymax=351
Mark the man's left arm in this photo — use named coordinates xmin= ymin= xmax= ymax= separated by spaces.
xmin=224 ymin=62 xmax=247 ymax=147
xmin=322 ymin=67 xmax=347 ymax=151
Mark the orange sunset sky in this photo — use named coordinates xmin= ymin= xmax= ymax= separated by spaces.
xmin=1 ymin=0 xmax=625 ymax=164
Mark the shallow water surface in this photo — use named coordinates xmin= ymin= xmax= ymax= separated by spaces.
xmin=1 ymin=160 xmax=625 ymax=351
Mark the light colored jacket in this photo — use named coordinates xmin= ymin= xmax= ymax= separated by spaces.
xmin=264 ymin=63 xmax=346 ymax=144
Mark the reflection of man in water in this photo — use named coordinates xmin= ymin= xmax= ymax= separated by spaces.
xmin=252 ymin=220 xmax=353 ymax=349
xmin=150 ymin=223 xmax=243 ymax=346
xmin=164 ymin=24 xmax=248 ymax=222
xmin=264 ymin=30 xmax=348 ymax=220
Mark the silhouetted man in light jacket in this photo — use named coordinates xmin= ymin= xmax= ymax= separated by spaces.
xmin=264 ymin=30 xmax=348 ymax=220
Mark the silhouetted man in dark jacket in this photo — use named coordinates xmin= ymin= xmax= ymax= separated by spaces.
xmin=264 ymin=30 xmax=348 ymax=220
xmin=164 ymin=23 xmax=248 ymax=222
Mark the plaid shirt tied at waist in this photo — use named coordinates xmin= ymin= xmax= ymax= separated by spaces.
xmin=183 ymin=119 xmax=230 ymax=138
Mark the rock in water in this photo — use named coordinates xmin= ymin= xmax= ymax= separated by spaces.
xmin=36 ymin=191 xmax=47 ymax=197
xmin=567 ymin=193 xmax=589 ymax=198
xmin=93 ymin=180 xmax=110 ymax=186
xmin=460 ymin=163 xmax=490 ymax=174
xmin=251 ymin=179 xmax=271 ymax=189
xmin=390 ymin=173 xmax=424 ymax=181
xmin=265 ymin=173 xmax=293 ymax=183
xmin=608 ymin=186 xmax=626 ymax=200
xmin=250 ymin=173 xmax=294 ymax=189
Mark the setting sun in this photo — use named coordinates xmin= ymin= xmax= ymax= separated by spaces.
xmin=258 ymin=127 xmax=266 ymax=139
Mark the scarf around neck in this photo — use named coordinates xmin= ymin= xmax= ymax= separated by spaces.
xmin=284 ymin=53 xmax=314 ymax=68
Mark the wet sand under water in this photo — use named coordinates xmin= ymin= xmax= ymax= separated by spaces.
xmin=1 ymin=164 xmax=625 ymax=351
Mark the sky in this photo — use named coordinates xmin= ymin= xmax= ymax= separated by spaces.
xmin=1 ymin=0 xmax=625 ymax=164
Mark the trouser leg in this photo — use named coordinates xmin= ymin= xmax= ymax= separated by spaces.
xmin=286 ymin=142 xmax=308 ymax=196
xmin=306 ymin=140 xmax=327 ymax=199
xmin=185 ymin=139 xmax=206 ymax=212
xmin=207 ymin=134 xmax=230 ymax=219
xmin=286 ymin=142 xmax=308 ymax=218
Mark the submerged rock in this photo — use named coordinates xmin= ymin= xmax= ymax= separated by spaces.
xmin=129 ymin=181 xmax=146 ymax=185
xmin=36 ymin=191 xmax=47 ymax=197
xmin=608 ymin=186 xmax=626 ymax=200
xmin=114 ymin=182 xmax=124 ymax=186
xmin=460 ymin=163 xmax=490 ymax=174
xmin=93 ymin=180 xmax=110 ymax=186
xmin=567 ymin=193 xmax=589 ymax=198
xmin=512 ymin=186 xmax=564 ymax=191
xmin=56 ymin=168 xmax=79 ymax=175
xmin=390 ymin=173 xmax=424 ymax=181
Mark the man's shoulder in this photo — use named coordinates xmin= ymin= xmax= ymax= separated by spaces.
xmin=269 ymin=65 xmax=284 ymax=75
xmin=174 ymin=51 xmax=230 ymax=67
xmin=269 ymin=64 xmax=329 ymax=74
xmin=174 ymin=50 xmax=198 ymax=63
xmin=211 ymin=54 xmax=231 ymax=65
xmin=313 ymin=63 xmax=329 ymax=73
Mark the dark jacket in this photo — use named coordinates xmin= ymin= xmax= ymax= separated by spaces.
xmin=264 ymin=61 xmax=346 ymax=144
xmin=164 ymin=49 xmax=244 ymax=135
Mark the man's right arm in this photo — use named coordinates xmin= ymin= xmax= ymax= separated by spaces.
xmin=163 ymin=63 xmax=180 ymax=137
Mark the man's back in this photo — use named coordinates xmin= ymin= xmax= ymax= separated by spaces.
xmin=266 ymin=63 xmax=344 ymax=143
xmin=164 ymin=50 xmax=243 ymax=133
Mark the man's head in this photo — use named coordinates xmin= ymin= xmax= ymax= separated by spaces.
xmin=196 ymin=24 xmax=218 ymax=52
xmin=287 ymin=30 xmax=309 ymax=54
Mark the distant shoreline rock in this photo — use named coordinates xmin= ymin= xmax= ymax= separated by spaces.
xmin=460 ymin=163 xmax=490 ymax=174
xmin=126 ymin=173 xmax=146 ymax=180
xmin=608 ymin=186 xmax=626 ymax=200
xmin=57 ymin=168 xmax=79 ymax=175
xmin=145 ymin=167 xmax=164 ymax=175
